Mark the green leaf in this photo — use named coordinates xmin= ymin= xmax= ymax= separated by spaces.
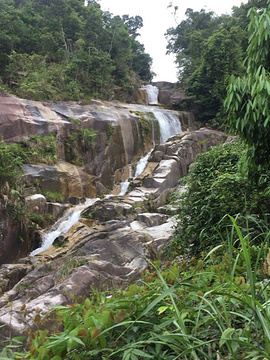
xmin=219 ymin=327 xmax=235 ymax=347
xmin=131 ymin=349 xmax=153 ymax=358
xmin=157 ymin=306 xmax=170 ymax=315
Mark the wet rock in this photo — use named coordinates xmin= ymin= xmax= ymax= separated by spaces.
xmin=153 ymin=81 xmax=189 ymax=108
xmin=0 ymin=263 xmax=33 ymax=293
xmin=137 ymin=213 xmax=168 ymax=227
xmin=23 ymin=162 xmax=97 ymax=200
xmin=25 ymin=194 xmax=46 ymax=214
xmin=0 ymin=200 xmax=22 ymax=265
xmin=46 ymin=202 xmax=68 ymax=220
xmin=83 ymin=199 xmax=134 ymax=222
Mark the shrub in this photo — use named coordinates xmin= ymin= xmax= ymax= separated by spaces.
xmin=170 ymin=140 xmax=270 ymax=255
xmin=65 ymin=129 xmax=97 ymax=165
xmin=12 ymin=135 xmax=58 ymax=165
xmin=0 ymin=140 xmax=22 ymax=189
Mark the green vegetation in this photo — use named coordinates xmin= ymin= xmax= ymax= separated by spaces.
xmin=40 ymin=190 xmax=64 ymax=203
xmin=1 ymin=2 xmax=270 ymax=360
xmin=130 ymin=111 xmax=159 ymax=145
xmin=0 ymin=0 xmax=153 ymax=101
xmin=0 ymin=135 xmax=58 ymax=226
xmin=3 ymin=220 xmax=270 ymax=359
xmin=170 ymin=140 xmax=270 ymax=256
xmin=65 ymin=128 xmax=97 ymax=165
xmin=131 ymin=111 xmax=153 ymax=142
xmin=166 ymin=0 xmax=268 ymax=125
xmin=0 ymin=140 xmax=22 ymax=189
xmin=12 ymin=134 xmax=58 ymax=165
xmin=225 ymin=5 xmax=270 ymax=173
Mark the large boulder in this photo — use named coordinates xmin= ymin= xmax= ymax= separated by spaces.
xmin=23 ymin=163 xmax=97 ymax=200
xmin=153 ymin=81 xmax=189 ymax=107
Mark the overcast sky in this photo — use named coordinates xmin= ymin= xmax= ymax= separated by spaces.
xmin=99 ymin=0 xmax=248 ymax=82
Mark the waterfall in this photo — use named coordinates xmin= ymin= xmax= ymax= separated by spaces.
xmin=142 ymin=85 xmax=159 ymax=105
xmin=30 ymin=198 xmax=97 ymax=256
xmin=119 ymin=164 xmax=133 ymax=196
xmin=134 ymin=150 xmax=152 ymax=178
xmin=153 ymin=109 xmax=182 ymax=143
xmin=118 ymin=114 xmax=156 ymax=195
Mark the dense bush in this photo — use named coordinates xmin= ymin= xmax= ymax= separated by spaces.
xmin=170 ymin=140 xmax=270 ymax=255
xmin=0 ymin=140 xmax=22 ymax=189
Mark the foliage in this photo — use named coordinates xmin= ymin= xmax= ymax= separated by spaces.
xmin=186 ymin=24 xmax=245 ymax=125
xmin=5 ymin=217 xmax=270 ymax=359
xmin=130 ymin=111 xmax=156 ymax=145
xmin=11 ymin=134 xmax=58 ymax=165
xmin=170 ymin=140 xmax=270 ymax=255
xmin=0 ymin=135 xmax=58 ymax=225
xmin=28 ymin=212 xmax=53 ymax=229
xmin=166 ymin=8 xmax=224 ymax=81
xmin=0 ymin=0 xmax=153 ymax=101
xmin=165 ymin=1 xmax=263 ymax=124
xmin=225 ymin=4 xmax=270 ymax=172
xmin=65 ymin=128 xmax=97 ymax=165
xmin=40 ymin=190 xmax=64 ymax=203
xmin=0 ymin=140 xmax=22 ymax=189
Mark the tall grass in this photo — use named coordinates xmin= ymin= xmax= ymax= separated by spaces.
xmin=2 ymin=216 xmax=270 ymax=359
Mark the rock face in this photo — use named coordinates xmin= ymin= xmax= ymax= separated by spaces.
xmin=0 ymin=200 xmax=22 ymax=265
xmin=0 ymin=95 xmax=191 ymax=195
xmin=0 ymin=94 xmax=192 ymax=264
xmin=23 ymin=163 xmax=97 ymax=200
xmin=153 ymin=81 xmax=189 ymax=107
xmin=0 ymin=127 xmax=228 ymax=340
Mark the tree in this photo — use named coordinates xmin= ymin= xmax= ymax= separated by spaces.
xmin=166 ymin=8 xmax=223 ymax=80
xmin=225 ymin=4 xmax=270 ymax=171
xmin=122 ymin=15 xmax=143 ymax=38
xmin=0 ymin=0 xmax=153 ymax=100
xmin=187 ymin=24 xmax=245 ymax=124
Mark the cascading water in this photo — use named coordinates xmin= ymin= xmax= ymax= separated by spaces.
xmin=30 ymin=198 xmax=97 ymax=256
xmin=153 ymin=109 xmax=182 ymax=143
xmin=117 ymin=104 xmax=182 ymax=195
xmin=30 ymin=99 xmax=183 ymax=254
xmin=118 ymin=113 xmax=156 ymax=195
xmin=119 ymin=164 xmax=133 ymax=196
xmin=134 ymin=150 xmax=152 ymax=178
xmin=142 ymin=85 xmax=159 ymax=105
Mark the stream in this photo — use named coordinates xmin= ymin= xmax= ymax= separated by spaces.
xmin=30 ymin=85 xmax=182 ymax=256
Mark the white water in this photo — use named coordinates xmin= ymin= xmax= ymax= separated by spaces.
xmin=118 ymin=105 xmax=181 ymax=195
xmin=30 ymin=198 xmax=97 ymax=255
xmin=118 ymin=112 xmax=156 ymax=196
xmin=119 ymin=164 xmax=133 ymax=196
xmin=153 ymin=109 xmax=182 ymax=143
xmin=30 ymin=101 xmax=182 ymax=253
xmin=134 ymin=150 xmax=152 ymax=178
xmin=142 ymin=85 xmax=159 ymax=105
xmin=118 ymin=150 xmax=153 ymax=196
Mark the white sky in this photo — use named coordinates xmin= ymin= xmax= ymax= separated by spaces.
xmin=98 ymin=0 xmax=248 ymax=82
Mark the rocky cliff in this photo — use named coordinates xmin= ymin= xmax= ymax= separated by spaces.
xmin=0 ymin=127 xmax=228 ymax=340
xmin=0 ymin=93 xmax=193 ymax=263
xmin=0 ymin=91 xmax=228 ymax=341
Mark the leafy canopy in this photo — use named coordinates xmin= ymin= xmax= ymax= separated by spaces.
xmin=225 ymin=3 xmax=270 ymax=171
xmin=166 ymin=0 xmax=268 ymax=124
xmin=0 ymin=0 xmax=153 ymax=100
